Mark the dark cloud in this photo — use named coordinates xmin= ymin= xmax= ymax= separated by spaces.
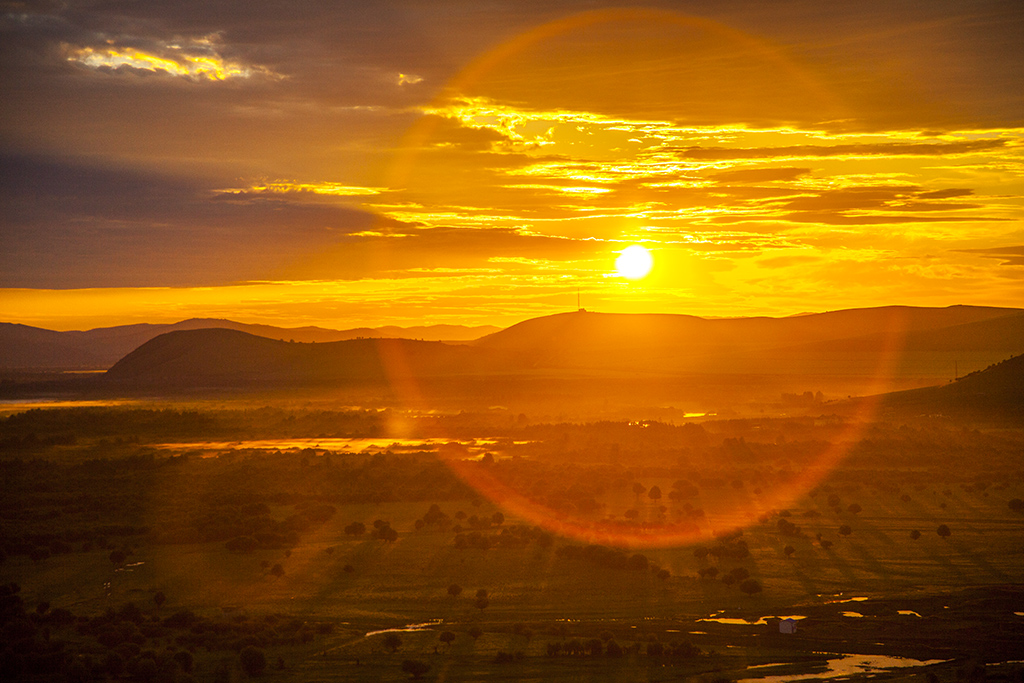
xmin=918 ymin=188 xmax=974 ymax=199
xmin=287 ymin=226 xmax=608 ymax=280
xmin=777 ymin=185 xmax=984 ymax=215
xmin=679 ymin=139 xmax=1006 ymax=161
xmin=957 ymin=246 xmax=1024 ymax=267
xmin=0 ymin=153 xmax=395 ymax=287
xmin=710 ymin=167 xmax=812 ymax=183
xmin=415 ymin=115 xmax=514 ymax=151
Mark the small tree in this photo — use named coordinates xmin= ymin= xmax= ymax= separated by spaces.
xmin=910 ymin=529 xmax=921 ymax=540
xmin=937 ymin=524 xmax=951 ymax=538
xmin=402 ymin=659 xmax=430 ymax=679
xmin=270 ymin=564 xmax=285 ymax=578
xmin=648 ymin=486 xmax=662 ymax=501
xmin=153 ymin=592 xmax=165 ymax=608
xmin=784 ymin=545 xmax=795 ymax=557
xmin=109 ymin=550 xmax=127 ymax=566
xmin=847 ymin=503 xmax=862 ymax=514
xmin=739 ymin=578 xmax=762 ymax=595
xmin=632 ymin=482 xmax=647 ymax=499
xmin=475 ymin=596 xmax=489 ymax=612
xmin=383 ymin=633 xmax=402 ymax=653
xmin=447 ymin=583 xmax=462 ymax=598
xmin=838 ymin=524 xmax=852 ymax=537
xmin=468 ymin=626 xmax=483 ymax=641
xmin=240 ymin=646 xmax=267 ymax=676
xmin=439 ymin=631 xmax=456 ymax=648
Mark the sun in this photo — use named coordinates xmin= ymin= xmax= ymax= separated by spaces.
xmin=615 ymin=245 xmax=653 ymax=279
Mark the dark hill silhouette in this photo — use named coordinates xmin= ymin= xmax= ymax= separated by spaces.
xmin=104 ymin=328 xmax=488 ymax=388
xmin=0 ymin=319 xmax=499 ymax=370
xmin=90 ymin=306 xmax=1024 ymax=408
xmin=472 ymin=306 xmax=1024 ymax=380
xmin=872 ymin=354 xmax=1024 ymax=423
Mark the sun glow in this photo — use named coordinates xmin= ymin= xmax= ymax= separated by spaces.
xmin=615 ymin=245 xmax=654 ymax=279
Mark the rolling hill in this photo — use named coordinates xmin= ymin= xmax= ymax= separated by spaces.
xmin=0 ymin=319 xmax=500 ymax=370
xmin=472 ymin=305 xmax=1024 ymax=381
xmin=103 ymin=328 xmax=490 ymax=388
xmin=90 ymin=306 xmax=1024 ymax=408
xmin=872 ymin=353 xmax=1024 ymax=422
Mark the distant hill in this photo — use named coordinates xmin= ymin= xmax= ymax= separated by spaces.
xmin=0 ymin=319 xmax=500 ymax=369
xmin=473 ymin=306 xmax=1024 ymax=381
xmin=104 ymin=328 xmax=490 ymax=388
xmin=89 ymin=305 xmax=1024 ymax=404
xmin=873 ymin=354 xmax=1024 ymax=422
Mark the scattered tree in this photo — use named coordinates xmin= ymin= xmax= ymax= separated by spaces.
xmin=384 ymin=633 xmax=402 ymax=653
xmin=270 ymin=564 xmax=285 ymax=578
xmin=439 ymin=631 xmax=456 ymax=648
xmin=847 ymin=503 xmax=862 ymax=514
xmin=632 ymin=482 xmax=647 ymax=499
xmin=447 ymin=583 xmax=462 ymax=598
xmin=910 ymin=530 xmax=921 ymax=540
xmin=648 ymin=486 xmax=662 ymax=501
xmin=153 ymin=592 xmax=165 ymax=608
xmin=937 ymin=524 xmax=951 ymax=538
xmin=401 ymin=659 xmax=430 ymax=679
xmin=240 ymin=646 xmax=267 ymax=676
xmin=739 ymin=578 xmax=762 ymax=595
xmin=1009 ymin=498 xmax=1024 ymax=513
xmin=345 ymin=522 xmax=366 ymax=536
xmin=838 ymin=524 xmax=852 ymax=536
xmin=784 ymin=545 xmax=795 ymax=557
xmin=173 ymin=651 xmax=193 ymax=674
xmin=468 ymin=626 xmax=483 ymax=640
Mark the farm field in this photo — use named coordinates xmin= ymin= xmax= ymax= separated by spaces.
xmin=1 ymin=405 xmax=1022 ymax=681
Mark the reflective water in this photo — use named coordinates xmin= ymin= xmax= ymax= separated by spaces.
xmin=0 ymin=399 xmax=138 ymax=415
xmin=153 ymin=437 xmax=527 ymax=456
xmin=699 ymin=615 xmax=807 ymax=626
xmin=365 ymin=619 xmax=443 ymax=638
xmin=738 ymin=654 xmax=946 ymax=682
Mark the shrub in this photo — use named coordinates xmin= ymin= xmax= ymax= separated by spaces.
xmin=240 ymin=646 xmax=267 ymax=676
xmin=383 ymin=633 xmax=402 ymax=652
xmin=401 ymin=659 xmax=430 ymax=679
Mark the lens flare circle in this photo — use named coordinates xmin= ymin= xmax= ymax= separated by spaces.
xmin=376 ymin=9 xmax=884 ymax=550
xmin=616 ymin=245 xmax=653 ymax=280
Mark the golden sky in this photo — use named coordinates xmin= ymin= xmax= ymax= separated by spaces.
xmin=1 ymin=3 xmax=1022 ymax=330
